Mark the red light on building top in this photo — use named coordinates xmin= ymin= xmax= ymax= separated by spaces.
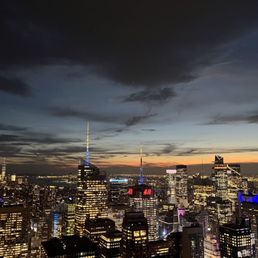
xmin=143 ymin=188 xmax=152 ymax=196
xmin=128 ymin=188 xmax=133 ymax=195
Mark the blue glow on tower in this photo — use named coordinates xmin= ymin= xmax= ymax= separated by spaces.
xmin=53 ymin=212 xmax=59 ymax=238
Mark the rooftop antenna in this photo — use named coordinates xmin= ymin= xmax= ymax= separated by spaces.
xmin=139 ymin=147 xmax=144 ymax=185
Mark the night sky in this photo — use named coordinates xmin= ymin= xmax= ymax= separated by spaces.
xmin=1 ymin=1 xmax=258 ymax=175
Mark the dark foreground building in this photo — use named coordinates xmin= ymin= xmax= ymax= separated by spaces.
xmin=121 ymin=211 xmax=149 ymax=258
xmin=85 ymin=218 xmax=115 ymax=243
xmin=219 ymin=219 xmax=256 ymax=258
xmin=41 ymin=235 xmax=99 ymax=257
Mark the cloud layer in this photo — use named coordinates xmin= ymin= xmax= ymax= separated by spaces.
xmin=2 ymin=1 xmax=258 ymax=88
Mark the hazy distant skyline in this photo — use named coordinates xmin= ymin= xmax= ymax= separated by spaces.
xmin=1 ymin=1 xmax=258 ymax=174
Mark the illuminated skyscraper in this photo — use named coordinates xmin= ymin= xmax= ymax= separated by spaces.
xmin=175 ymin=165 xmax=188 ymax=207
xmin=85 ymin=218 xmax=115 ymax=243
xmin=219 ymin=219 xmax=256 ymax=258
xmin=227 ymin=163 xmax=243 ymax=211
xmin=0 ymin=204 xmax=28 ymax=257
xmin=238 ymin=191 xmax=258 ymax=255
xmin=75 ymin=123 xmax=108 ymax=236
xmin=108 ymin=177 xmax=129 ymax=206
xmin=1 ymin=157 xmax=6 ymax=182
xmin=166 ymin=169 xmax=177 ymax=206
xmin=62 ymin=197 xmax=75 ymax=236
xmin=166 ymin=165 xmax=188 ymax=208
xmin=128 ymin=149 xmax=158 ymax=241
xmin=121 ymin=211 xmax=148 ymax=258
xmin=213 ymin=155 xmax=228 ymax=200
xmin=99 ymin=230 xmax=122 ymax=258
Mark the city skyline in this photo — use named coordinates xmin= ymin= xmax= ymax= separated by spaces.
xmin=1 ymin=1 xmax=258 ymax=175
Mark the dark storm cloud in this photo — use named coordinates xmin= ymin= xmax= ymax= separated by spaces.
xmin=0 ymin=123 xmax=28 ymax=131
xmin=30 ymin=146 xmax=108 ymax=157
xmin=207 ymin=112 xmax=258 ymax=125
xmin=49 ymin=106 xmax=120 ymax=123
xmin=124 ymin=113 xmax=156 ymax=127
xmin=0 ymin=132 xmax=80 ymax=145
xmin=160 ymin=144 xmax=178 ymax=155
xmin=123 ymin=88 xmax=176 ymax=103
xmin=50 ymin=106 xmax=156 ymax=128
xmin=0 ymin=144 xmax=22 ymax=156
xmin=1 ymin=1 xmax=258 ymax=86
xmin=0 ymin=76 xmax=30 ymax=96
xmin=0 ymin=134 xmax=20 ymax=142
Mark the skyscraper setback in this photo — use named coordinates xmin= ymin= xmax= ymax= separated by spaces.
xmin=75 ymin=123 xmax=108 ymax=236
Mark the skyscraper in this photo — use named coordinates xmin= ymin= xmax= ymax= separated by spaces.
xmin=175 ymin=165 xmax=188 ymax=207
xmin=227 ymin=163 xmax=243 ymax=211
xmin=219 ymin=219 xmax=256 ymax=258
xmin=166 ymin=165 xmax=189 ymax=208
xmin=85 ymin=218 xmax=115 ymax=243
xmin=166 ymin=169 xmax=177 ymax=206
xmin=62 ymin=197 xmax=75 ymax=236
xmin=121 ymin=211 xmax=148 ymax=258
xmin=75 ymin=123 xmax=108 ymax=236
xmin=0 ymin=204 xmax=28 ymax=257
xmin=128 ymin=149 xmax=158 ymax=241
xmin=213 ymin=155 xmax=228 ymax=200
xmin=108 ymin=178 xmax=129 ymax=206
xmin=99 ymin=230 xmax=122 ymax=258
xmin=181 ymin=224 xmax=204 ymax=258
xmin=1 ymin=157 xmax=6 ymax=182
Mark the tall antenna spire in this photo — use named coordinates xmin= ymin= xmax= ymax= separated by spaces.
xmin=85 ymin=122 xmax=90 ymax=164
xmin=139 ymin=147 xmax=144 ymax=184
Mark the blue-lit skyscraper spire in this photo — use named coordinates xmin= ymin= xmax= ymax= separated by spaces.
xmin=139 ymin=147 xmax=144 ymax=185
xmin=75 ymin=122 xmax=108 ymax=236
xmin=85 ymin=121 xmax=90 ymax=165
